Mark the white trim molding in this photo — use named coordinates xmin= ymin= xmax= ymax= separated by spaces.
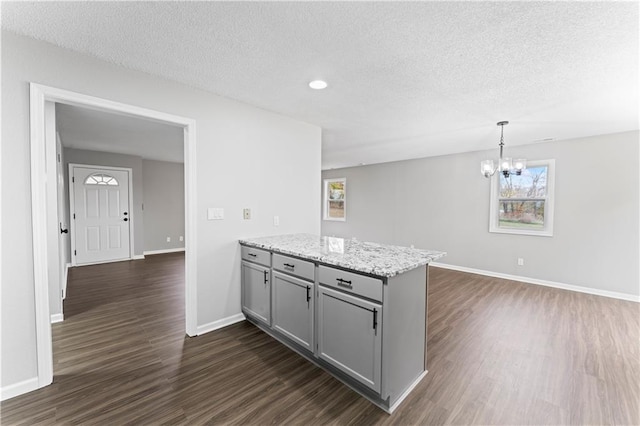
xmin=143 ymin=248 xmax=186 ymax=256
xmin=132 ymin=254 xmax=145 ymax=260
xmin=28 ymin=83 xmax=199 ymax=400
xmin=0 ymin=377 xmax=39 ymax=401
xmin=196 ymin=313 xmax=246 ymax=336
xmin=50 ymin=313 xmax=64 ymax=323
xmin=29 ymin=84 xmax=55 ymax=390
xmin=431 ymin=262 xmax=640 ymax=303
xmin=62 ymin=263 xmax=71 ymax=300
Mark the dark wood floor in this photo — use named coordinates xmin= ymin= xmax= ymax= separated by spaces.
xmin=2 ymin=253 xmax=638 ymax=425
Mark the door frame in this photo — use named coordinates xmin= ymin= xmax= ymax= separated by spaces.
xmin=68 ymin=164 xmax=135 ymax=266
xmin=30 ymin=83 xmax=199 ymax=390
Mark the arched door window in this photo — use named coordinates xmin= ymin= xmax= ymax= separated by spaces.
xmin=84 ymin=173 xmax=119 ymax=186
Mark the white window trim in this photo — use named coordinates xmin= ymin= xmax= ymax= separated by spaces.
xmin=489 ymin=159 xmax=555 ymax=237
xmin=323 ymin=177 xmax=347 ymax=221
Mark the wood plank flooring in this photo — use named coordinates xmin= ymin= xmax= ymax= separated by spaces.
xmin=2 ymin=254 xmax=639 ymax=425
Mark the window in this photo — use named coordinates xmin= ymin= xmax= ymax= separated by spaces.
xmin=489 ymin=159 xmax=555 ymax=236
xmin=323 ymin=178 xmax=346 ymax=221
xmin=84 ymin=173 xmax=119 ymax=186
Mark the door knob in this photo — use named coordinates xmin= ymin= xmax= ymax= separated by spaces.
xmin=60 ymin=227 xmax=68 ymax=234
xmin=123 ymin=218 xmax=129 ymax=222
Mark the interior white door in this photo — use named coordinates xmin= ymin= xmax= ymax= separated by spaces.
xmin=56 ymin=133 xmax=68 ymax=298
xmin=72 ymin=166 xmax=131 ymax=265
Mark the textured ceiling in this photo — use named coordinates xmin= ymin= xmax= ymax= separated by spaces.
xmin=3 ymin=1 xmax=638 ymax=169
xmin=56 ymin=104 xmax=184 ymax=163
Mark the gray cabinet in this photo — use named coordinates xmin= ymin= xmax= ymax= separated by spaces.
xmin=239 ymin=242 xmax=430 ymax=413
xmin=317 ymin=285 xmax=382 ymax=393
xmin=272 ymin=271 xmax=313 ymax=352
xmin=241 ymin=260 xmax=271 ymax=326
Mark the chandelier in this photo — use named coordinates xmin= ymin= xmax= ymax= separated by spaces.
xmin=480 ymin=121 xmax=526 ymax=178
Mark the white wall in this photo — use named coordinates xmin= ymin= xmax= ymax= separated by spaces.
xmin=63 ymin=148 xmax=145 ymax=257
xmin=142 ymin=159 xmax=185 ymax=252
xmin=322 ymin=131 xmax=640 ymax=298
xmin=1 ymin=32 xmax=321 ymax=390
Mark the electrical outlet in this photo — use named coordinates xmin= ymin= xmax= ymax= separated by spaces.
xmin=243 ymin=208 xmax=251 ymax=220
xmin=273 ymin=215 xmax=279 ymax=226
xmin=167 ymin=237 xmax=171 ymax=242
xmin=517 ymin=258 xmax=524 ymax=266
xmin=179 ymin=236 xmax=184 ymax=242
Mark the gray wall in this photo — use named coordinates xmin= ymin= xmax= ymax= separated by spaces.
xmin=63 ymin=148 xmax=145 ymax=257
xmin=142 ymin=159 xmax=185 ymax=252
xmin=322 ymin=131 xmax=639 ymax=298
xmin=2 ymin=31 xmax=321 ymax=390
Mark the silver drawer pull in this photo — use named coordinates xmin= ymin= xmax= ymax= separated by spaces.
xmin=336 ymin=278 xmax=352 ymax=287
xmin=248 ymin=253 xmax=257 ymax=257
xmin=284 ymin=263 xmax=295 ymax=269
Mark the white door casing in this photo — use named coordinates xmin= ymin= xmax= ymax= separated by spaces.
xmin=70 ymin=165 xmax=132 ymax=265
xmin=28 ymin=83 xmax=198 ymax=398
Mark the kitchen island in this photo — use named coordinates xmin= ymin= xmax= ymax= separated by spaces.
xmin=239 ymin=234 xmax=445 ymax=413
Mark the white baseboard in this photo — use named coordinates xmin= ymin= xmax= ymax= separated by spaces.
xmin=132 ymin=254 xmax=145 ymax=260
xmin=196 ymin=313 xmax=246 ymax=336
xmin=389 ymin=370 xmax=428 ymax=413
xmin=0 ymin=377 xmax=39 ymax=401
xmin=50 ymin=313 xmax=64 ymax=323
xmin=143 ymin=248 xmax=185 ymax=256
xmin=431 ymin=262 xmax=640 ymax=303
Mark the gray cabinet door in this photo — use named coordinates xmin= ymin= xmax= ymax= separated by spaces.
xmin=241 ymin=260 xmax=271 ymax=326
xmin=272 ymin=271 xmax=313 ymax=352
xmin=317 ymin=285 xmax=382 ymax=393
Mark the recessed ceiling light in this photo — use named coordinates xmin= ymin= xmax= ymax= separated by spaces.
xmin=309 ymin=80 xmax=328 ymax=90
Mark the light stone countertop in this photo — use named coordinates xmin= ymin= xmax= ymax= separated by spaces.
xmin=239 ymin=233 xmax=446 ymax=277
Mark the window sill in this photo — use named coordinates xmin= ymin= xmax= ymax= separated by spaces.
xmin=489 ymin=227 xmax=553 ymax=237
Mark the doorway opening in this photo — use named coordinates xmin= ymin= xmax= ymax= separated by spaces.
xmin=29 ymin=83 xmax=198 ymax=391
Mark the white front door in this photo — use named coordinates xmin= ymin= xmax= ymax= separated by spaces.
xmin=71 ymin=166 xmax=131 ymax=265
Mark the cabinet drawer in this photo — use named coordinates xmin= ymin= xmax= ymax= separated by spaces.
xmin=241 ymin=246 xmax=271 ymax=267
xmin=319 ymin=265 xmax=383 ymax=302
xmin=273 ymin=254 xmax=315 ymax=282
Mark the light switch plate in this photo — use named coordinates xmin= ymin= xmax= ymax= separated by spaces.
xmin=208 ymin=207 xmax=224 ymax=220
xmin=273 ymin=215 xmax=280 ymax=226
xmin=243 ymin=208 xmax=251 ymax=220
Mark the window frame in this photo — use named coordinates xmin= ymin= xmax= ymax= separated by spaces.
xmin=489 ymin=159 xmax=555 ymax=237
xmin=323 ymin=177 xmax=347 ymax=222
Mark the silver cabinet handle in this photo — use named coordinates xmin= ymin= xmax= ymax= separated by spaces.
xmin=336 ymin=278 xmax=352 ymax=287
